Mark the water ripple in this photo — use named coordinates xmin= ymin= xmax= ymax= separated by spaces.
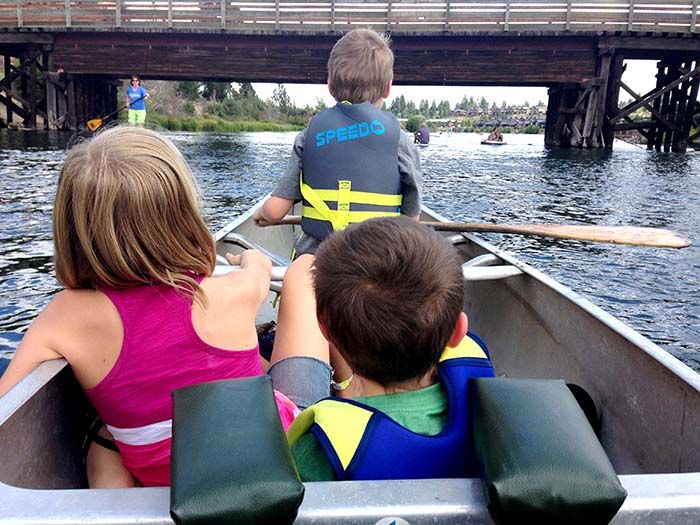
xmin=0 ymin=130 xmax=698 ymax=371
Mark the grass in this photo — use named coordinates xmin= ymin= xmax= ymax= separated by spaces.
xmin=145 ymin=113 xmax=302 ymax=132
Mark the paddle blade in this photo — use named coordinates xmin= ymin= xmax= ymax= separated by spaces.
xmin=86 ymin=119 xmax=103 ymax=132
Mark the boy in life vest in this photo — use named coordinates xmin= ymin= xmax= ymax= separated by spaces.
xmin=278 ymin=217 xmax=495 ymax=480
xmin=252 ymin=30 xmax=423 ymax=256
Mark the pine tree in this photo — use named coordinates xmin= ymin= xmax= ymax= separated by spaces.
xmin=272 ymin=84 xmax=292 ymax=114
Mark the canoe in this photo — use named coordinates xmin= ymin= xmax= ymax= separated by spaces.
xmin=481 ymin=140 xmax=506 ymax=145
xmin=1 ymin=200 xmax=700 ymax=524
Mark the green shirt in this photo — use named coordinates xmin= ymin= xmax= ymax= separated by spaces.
xmin=290 ymin=383 xmax=448 ymax=481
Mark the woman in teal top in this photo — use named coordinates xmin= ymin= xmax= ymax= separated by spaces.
xmin=126 ymin=76 xmax=150 ymax=127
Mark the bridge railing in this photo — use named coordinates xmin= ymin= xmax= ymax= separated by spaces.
xmin=1 ymin=0 xmax=698 ymax=33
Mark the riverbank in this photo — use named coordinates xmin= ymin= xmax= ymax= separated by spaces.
xmin=147 ymin=113 xmax=302 ymax=132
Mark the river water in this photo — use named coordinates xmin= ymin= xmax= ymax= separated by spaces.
xmin=0 ymin=130 xmax=698 ymax=370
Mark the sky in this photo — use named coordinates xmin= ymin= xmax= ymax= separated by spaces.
xmin=251 ymin=60 xmax=658 ymax=109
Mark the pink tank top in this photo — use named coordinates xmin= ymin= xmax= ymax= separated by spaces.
xmin=84 ymin=279 xmax=298 ymax=487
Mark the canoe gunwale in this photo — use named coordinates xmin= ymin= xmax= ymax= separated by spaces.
xmin=425 ymin=207 xmax=700 ymax=394
xmin=1 ymin=200 xmax=700 ymax=523
xmin=1 ymin=474 xmax=700 ymax=524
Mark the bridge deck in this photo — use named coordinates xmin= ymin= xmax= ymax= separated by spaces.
xmin=0 ymin=0 xmax=698 ymax=35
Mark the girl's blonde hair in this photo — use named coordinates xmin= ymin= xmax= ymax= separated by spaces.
xmin=53 ymin=126 xmax=215 ymax=302
xmin=327 ymin=29 xmax=394 ymax=104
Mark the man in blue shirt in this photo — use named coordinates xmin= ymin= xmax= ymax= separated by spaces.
xmin=126 ymin=76 xmax=150 ymax=127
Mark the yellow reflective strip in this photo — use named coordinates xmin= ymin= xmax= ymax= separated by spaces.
xmin=440 ymin=335 xmax=488 ymax=362
xmin=309 ymin=189 xmax=402 ymax=207
xmin=337 ymin=180 xmax=351 ymax=229
xmin=300 ymin=180 xmax=344 ymax=231
xmin=313 ymin=401 xmax=373 ymax=469
xmin=302 ymin=206 xmax=400 ymax=224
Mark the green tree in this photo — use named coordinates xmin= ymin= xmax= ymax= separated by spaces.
xmin=406 ymin=115 xmax=426 ymax=133
xmin=314 ymin=97 xmax=327 ymax=113
xmin=203 ymin=82 xmax=232 ymax=102
xmin=176 ymin=81 xmax=201 ymax=99
xmin=419 ymin=99 xmax=430 ymax=116
xmin=272 ymin=84 xmax=292 ymax=114
xmin=239 ymin=82 xmax=256 ymax=99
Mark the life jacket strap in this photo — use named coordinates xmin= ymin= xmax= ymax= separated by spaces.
xmin=305 ymin=187 xmax=403 ymax=207
xmin=300 ymin=178 xmax=344 ymax=231
xmin=301 ymin=206 xmax=400 ymax=225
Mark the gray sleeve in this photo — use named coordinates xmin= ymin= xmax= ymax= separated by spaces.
xmin=398 ymin=132 xmax=423 ymax=217
xmin=271 ymin=128 xmax=307 ymax=201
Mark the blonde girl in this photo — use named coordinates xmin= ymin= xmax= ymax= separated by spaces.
xmin=0 ymin=127 xmax=298 ymax=487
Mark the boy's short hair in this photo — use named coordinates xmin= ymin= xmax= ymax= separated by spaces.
xmin=313 ymin=217 xmax=465 ymax=385
xmin=327 ymin=29 xmax=394 ymax=105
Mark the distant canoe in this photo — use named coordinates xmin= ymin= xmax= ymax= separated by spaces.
xmin=481 ymin=140 xmax=506 ymax=145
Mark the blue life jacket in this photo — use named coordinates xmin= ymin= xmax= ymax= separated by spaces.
xmin=286 ymin=333 xmax=496 ymax=480
xmin=300 ymin=102 xmax=402 ymax=241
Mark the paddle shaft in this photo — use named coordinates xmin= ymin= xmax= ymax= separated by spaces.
xmin=259 ymin=216 xmax=691 ymax=249
xmin=88 ymin=95 xmax=146 ymax=129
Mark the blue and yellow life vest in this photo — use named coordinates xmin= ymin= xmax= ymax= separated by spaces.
xmin=300 ymin=102 xmax=402 ymax=241
xmin=286 ymin=333 xmax=496 ymax=480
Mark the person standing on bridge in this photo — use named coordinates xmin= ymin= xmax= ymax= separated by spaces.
xmin=252 ymin=29 xmax=423 ymax=257
xmin=125 ymin=75 xmax=150 ymax=127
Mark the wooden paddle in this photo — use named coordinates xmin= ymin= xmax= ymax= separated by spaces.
xmin=258 ymin=216 xmax=692 ymax=249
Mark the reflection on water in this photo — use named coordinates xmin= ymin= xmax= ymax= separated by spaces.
xmin=0 ymin=130 xmax=698 ymax=370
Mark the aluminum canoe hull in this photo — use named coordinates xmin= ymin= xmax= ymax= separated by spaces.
xmin=1 ymin=201 xmax=699 ymax=524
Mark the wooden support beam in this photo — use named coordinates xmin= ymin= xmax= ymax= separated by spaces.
xmin=0 ymin=93 xmax=26 ymax=119
xmin=649 ymin=62 xmax=666 ymax=151
xmin=26 ymin=49 xmax=37 ymax=128
xmin=4 ymin=55 xmax=12 ymax=125
xmin=661 ymin=59 xmax=683 ymax=152
xmin=615 ymin=120 xmax=655 ymax=131
xmin=603 ymin=53 xmax=624 ymax=148
xmin=586 ymin=50 xmax=613 ymax=148
xmin=0 ymin=51 xmax=38 ymax=92
xmin=677 ymin=61 xmax=700 ymax=151
xmin=66 ymin=78 xmax=76 ymax=130
xmin=610 ymin=65 xmax=700 ymax=124
xmin=619 ymin=80 xmax=677 ymax=131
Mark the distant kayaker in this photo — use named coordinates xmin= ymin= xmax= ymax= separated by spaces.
xmin=276 ymin=217 xmax=496 ymax=481
xmin=251 ymin=29 xmax=423 ymax=256
xmin=125 ymin=75 xmax=150 ymax=127
xmin=414 ymin=121 xmax=430 ymax=144
xmin=0 ymin=127 xmax=298 ymax=488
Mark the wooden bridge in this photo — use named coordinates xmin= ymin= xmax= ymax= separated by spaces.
xmin=1 ymin=0 xmax=699 ymax=151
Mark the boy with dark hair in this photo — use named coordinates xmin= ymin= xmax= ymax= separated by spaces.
xmin=274 ymin=217 xmax=495 ymax=481
xmin=252 ymin=30 xmax=422 ymax=256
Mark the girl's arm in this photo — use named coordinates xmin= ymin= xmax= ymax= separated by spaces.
xmin=232 ymin=249 xmax=273 ymax=305
xmin=0 ymin=290 xmax=119 ymax=397
xmin=0 ymin=296 xmax=65 ymax=397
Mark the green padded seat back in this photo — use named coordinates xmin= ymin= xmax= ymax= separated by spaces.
xmin=170 ymin=376 xmax=304 ymax=525
xmin=471 ymin=377 xmax=627 ymax=525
